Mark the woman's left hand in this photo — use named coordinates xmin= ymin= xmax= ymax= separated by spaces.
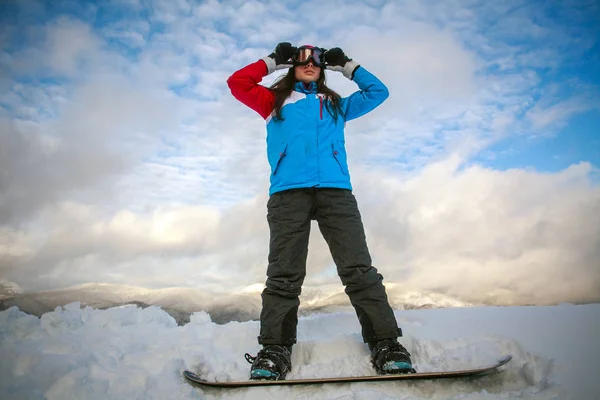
xmin=324 ymin=47 xmax=360 ymax=80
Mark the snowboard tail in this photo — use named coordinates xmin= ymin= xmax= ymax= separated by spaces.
xmin=183 ymin=354 xmax=512 ymax=388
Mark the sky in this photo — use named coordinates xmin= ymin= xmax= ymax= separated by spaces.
xmin=1 ymin=302 xmax=599 ymax=399
xmin=0 ymin=0 xmax=599 ymax=306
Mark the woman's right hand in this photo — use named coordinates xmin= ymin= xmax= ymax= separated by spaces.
xmin=271 ymin=42 xmax=296 ymax=63
xmin=263 ymin=42 xmax=296 ymax=73
xmin=269 ymin=42 xmax=296 ymax=66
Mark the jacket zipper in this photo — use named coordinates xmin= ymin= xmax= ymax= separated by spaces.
xmin=316 ymin=95 xmax=320 ymax=183
xmin=319 ymin=96 xmax=323 ymax=120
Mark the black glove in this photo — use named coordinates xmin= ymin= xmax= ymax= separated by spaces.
xmin=324 ymin=47 xmax=351 ymax=67
xmin=263 ymin=42 xmax=296 ymax=74
xmin=270 ymin=42 xmax=296 ymax=65
xmin=324 ymin=47 xmax=360 ymax=80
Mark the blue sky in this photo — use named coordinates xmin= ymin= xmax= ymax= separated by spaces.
xmin=476 ymin=109 xmax=599 ymax=174
xmin=0 ymin=0 xmax=599 ymax=306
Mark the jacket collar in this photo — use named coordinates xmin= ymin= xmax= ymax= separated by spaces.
xmin=294 ymin=81 xmax=317 ymax=94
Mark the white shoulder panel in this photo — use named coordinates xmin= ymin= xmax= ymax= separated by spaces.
xmin=266 ymin=91 xmax=307 ymax=124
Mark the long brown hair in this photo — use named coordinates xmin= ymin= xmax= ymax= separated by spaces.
xmin=269 ymin=67 xmax=344 ymax=122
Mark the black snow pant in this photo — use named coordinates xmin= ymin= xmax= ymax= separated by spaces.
xmin=258 ymin=188 xmax=402 ymax=346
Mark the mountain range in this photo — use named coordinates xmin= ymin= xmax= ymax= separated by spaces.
xmin=0 ymin=280 xmax=475 ymax=325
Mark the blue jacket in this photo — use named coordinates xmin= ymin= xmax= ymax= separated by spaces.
xmin=266 ymin=67 xmax=389 ymax=195
xmin=227 ymin=62 xmax=389 ymax=195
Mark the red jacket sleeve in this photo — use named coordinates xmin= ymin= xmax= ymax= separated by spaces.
xmin=226 ymin=60 xmax=275 ymax=120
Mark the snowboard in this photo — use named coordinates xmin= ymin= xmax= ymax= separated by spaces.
xmin=183 ymin=354 xmax=512 ymax=388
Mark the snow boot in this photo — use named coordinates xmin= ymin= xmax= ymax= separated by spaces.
xmin=245 ymin=344 xmax=292 ymax=380
xmin=369 ymin=338 xmax=416 ymax=374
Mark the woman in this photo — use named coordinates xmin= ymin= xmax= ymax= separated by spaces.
xmin=227 ymin=42 xmax=414 ymax=380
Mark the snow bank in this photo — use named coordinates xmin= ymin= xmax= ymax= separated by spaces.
xmin=1 ymin=303 xmax=598 ymax=399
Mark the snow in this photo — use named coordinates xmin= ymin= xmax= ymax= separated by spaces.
xmin=1 ymin=303 xmax=598 ymax=399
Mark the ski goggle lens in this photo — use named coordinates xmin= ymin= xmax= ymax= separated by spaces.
xmin=293 ymin=47 xmax=324 ymax=66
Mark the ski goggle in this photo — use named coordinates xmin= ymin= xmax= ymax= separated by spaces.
xmin=292 ymin=46 xmax=325 ymax=67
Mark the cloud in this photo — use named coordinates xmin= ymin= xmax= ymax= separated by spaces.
xmin=44 ymin=18 xmax=103 ymax=75
xmin=527 ymin=92 xmax=600 ymax=132
xmin=355 ymin=158 xmax=600 ymax=305
xmin=2 ymin=157 xmax=599 ymax=307
xmin=0 ymin=69 xmax=195 ymax=224
xmin=101 ymin=19 xmax=150 ymax=49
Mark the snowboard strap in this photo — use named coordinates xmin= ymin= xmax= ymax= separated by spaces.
xmin=244 ymin=353 xmax=256 ymax=364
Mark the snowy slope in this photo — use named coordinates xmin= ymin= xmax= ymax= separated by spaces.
xmin=1 ymin=303 xmax=598 ymax=399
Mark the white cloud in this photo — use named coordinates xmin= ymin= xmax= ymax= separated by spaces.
xmin=527 ymin=93 xmax=600 ymax=131
xmin=354 ymin=159 xmax=600 ymax=305
xmin=45 ymin=17 xmax=103 ymax=75
xmin=102 ymin=19 xmax=150 ymax=48
xmin=192 ymin=0 xmax=225 ymax=19
xmin=145 ymin=0 xmax=192 ymax=24
xmin=2 ymin=158 xmax=598 ymax=306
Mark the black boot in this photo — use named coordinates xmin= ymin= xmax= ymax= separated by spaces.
xmin=245 ymin=344 xmax=292 ymax=380
xmin=369 ymin=338 xmax=415 ymax=374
